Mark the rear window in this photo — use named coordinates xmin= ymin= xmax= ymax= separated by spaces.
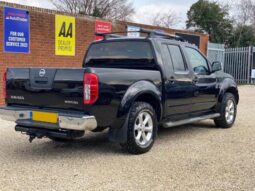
xmin=84 ymin=41 xmax=155 ymax=68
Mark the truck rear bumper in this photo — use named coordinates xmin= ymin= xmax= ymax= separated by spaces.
xmin=0 ymin=107 xmax=97 ymax=131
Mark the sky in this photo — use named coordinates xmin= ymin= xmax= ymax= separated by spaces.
xmin=132 ymin=0 xmax=198 ymax=28
xmin=3 ymin=0 xmax=199 ymax=29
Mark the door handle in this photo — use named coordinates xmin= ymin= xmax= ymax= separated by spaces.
xmin=168 ymin=76 xmax=175 ymax=84
xmin=192 ymin=76 xmax=199 ymax=84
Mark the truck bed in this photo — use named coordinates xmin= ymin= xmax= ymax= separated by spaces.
xmin=6 ymin=67 xmax=162 ymax=127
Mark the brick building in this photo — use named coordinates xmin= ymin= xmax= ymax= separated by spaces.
xmin=0 ymin=1 xmax=209 ymax=104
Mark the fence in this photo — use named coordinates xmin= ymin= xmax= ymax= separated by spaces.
xmin=207 ymin=43 xmax=225 ymax=66
xmin=252 ymin=48 xmax=255 ymax=84
xmin=224 ymin=47 xmax=255 ymax=84
xmin=208 ymin=43 xmax=255 ymax=84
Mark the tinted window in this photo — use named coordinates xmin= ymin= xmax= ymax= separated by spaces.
xmin=167 ymin=45 xmax=186 ymax=72
xmin=185 ymin=47 xmax=209 ymax=75
xmin=161 ymin=44 xmax=174 ymax=71
xmin=84 ymin=41 xmax=155 ymax=68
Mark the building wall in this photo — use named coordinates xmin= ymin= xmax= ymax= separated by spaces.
xmin=0 ymin=2 xmax=209 ymax=105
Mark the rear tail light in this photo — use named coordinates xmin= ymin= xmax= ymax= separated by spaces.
xmin=83 ymin=73 xmax=99 ymax=105
xmin=3 ymin=71 xmax=7 ymax=100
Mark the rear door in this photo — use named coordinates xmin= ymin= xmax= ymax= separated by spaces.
xmin=161 ymin=43 xmax=195 ymax=117
xmin=183 ymin=46 xmax=218 ymax=111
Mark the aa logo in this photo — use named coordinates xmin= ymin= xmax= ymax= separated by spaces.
xmin=55 ymin=15 xmax=75 ymax=56
xmin=58 ymin=22 xmax=73 ymax=38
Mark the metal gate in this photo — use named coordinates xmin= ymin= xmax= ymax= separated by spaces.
xmin=252 ymin=48 xmax=255 ymax=84
xmin=224 ymin=47 xmax=254 ymax=84
xmin=208 ymin=42 xmax=255 ymax=84
xmin=207 ymin=42 xmax=225 ymax=65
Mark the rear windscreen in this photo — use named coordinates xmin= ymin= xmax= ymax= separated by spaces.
xmin=84 ymin=41 xmax=155 ymax=68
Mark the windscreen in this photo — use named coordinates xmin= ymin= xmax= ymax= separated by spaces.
xmin=84 ymin=41 xmax=155 ymax=68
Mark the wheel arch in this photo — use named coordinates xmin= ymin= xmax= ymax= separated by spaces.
xmin=134 ymin=93 xmax=162 ymax=121
xmin=108 ymin=80 xmax=162 ymax=144
xmin=218 ymin=78 xmax=239 ymax=105
xmin=117 ymin=80 xmax=162 ymax=121
xmin=225 ymin=87 xmax=239 ymax=104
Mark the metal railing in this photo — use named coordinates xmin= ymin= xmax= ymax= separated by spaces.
xmin=224 ymin=47 xmax=254 ymax=84
xmin=208 ymin=43 xmax=255 ymax=84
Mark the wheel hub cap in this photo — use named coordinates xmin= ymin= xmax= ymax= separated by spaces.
xmin=134 ymin=111 xmax=153 ymax=146
xmin=225 ymin=99 xmax=235 ymax=124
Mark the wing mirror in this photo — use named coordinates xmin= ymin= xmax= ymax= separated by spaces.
xmin=212 ymin=61 xmax=222 ymax=73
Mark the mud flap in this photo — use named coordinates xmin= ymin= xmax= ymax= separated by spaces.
xmin=108 ymin=114 xmax=129 ymax=144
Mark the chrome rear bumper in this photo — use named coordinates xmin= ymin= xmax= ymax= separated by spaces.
xmin=0 ymin=107 xmax=97 ymax=131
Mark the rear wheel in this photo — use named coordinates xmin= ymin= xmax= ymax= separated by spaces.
xmin=121 ymin=102 xmax=158 ymax=154
xmin=214 ymin=93 xmax=237 ymax=128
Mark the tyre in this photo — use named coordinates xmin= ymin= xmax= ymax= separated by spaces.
xmin=121 ymin=102 xmax=158 ymax=154
xmin=214 ymin=93 xmax=237 ymax=128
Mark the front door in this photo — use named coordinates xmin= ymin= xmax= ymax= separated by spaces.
xmin=184 ymin=46 xmax=218 ymax=112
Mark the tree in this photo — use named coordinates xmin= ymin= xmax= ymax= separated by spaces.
xmin=150 ymin=10 xmax=180 ymax=28
xmin=186 ymin=0 xmax=233 ymax=43
xmin=228 ymin=25 xmax=255 ymax=47
xmin=52 ymin=0 xmax=135 ymax=21
xmin=233 ymin=0 xmax=255 ymax=25
xmin=224 ymin=0 xmax=255 ymax=47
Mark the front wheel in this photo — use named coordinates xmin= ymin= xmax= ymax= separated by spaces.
xmin=214 ymin=93 xmax=237 ymax=128
xmin=121 ymin=102 xmax=158 ymax=154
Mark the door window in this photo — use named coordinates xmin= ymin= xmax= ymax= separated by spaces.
xmin=161 ymin=44 xmax=174 ymax=71
xmin=185 ymin=47 xmax=209 ymax=75
xmin=167 ymin=45 xmax=186 ymax=72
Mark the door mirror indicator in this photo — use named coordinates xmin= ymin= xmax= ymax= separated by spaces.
xmin=212 ymin=61 xmax=222 ymax=73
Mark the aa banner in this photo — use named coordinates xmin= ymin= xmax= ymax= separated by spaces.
xmin=55 ymin=15 xmax=75 ymax=56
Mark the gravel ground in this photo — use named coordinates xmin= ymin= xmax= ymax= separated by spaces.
xmin=0 ymin=86 xmax=255 ymax=191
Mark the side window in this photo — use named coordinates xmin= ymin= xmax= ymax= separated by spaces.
xmin=161 ymin=44 xmax=174 ymax=72
xmin=185 ymin=47 xmax=209 ymax=75
xmin=167 ymin=45 xmax=186 ymax=72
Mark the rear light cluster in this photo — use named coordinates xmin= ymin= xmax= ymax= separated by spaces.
xmin=83 ymin=73 xmax=99 ymax=105
xmin=3 ymin=71 xmax=7 ymax=100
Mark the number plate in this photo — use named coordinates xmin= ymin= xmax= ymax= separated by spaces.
xmin=32 ymin=111 xmax=58 ymax=124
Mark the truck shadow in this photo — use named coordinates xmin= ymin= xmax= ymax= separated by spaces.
xmin=13 ymin=121 xmax=217 ymax=159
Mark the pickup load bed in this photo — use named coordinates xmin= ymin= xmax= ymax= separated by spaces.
xmin=0 ymin=29 xmax=239 ymax=154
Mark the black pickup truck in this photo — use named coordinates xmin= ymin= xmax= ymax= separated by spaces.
xmin=0 ymin=29 xmax=239 ymax=154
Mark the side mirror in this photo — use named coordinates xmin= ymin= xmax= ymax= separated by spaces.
xmin=212 ymin=61 xmax=222 ymax=73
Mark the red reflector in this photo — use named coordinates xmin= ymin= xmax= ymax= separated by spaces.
xmin=83 ymin=73 xmax=99 ymax=105
xmin=3 ymin=71 xmax=6 ymax=100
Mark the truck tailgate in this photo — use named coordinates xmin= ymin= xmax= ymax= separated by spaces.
xmin=6 ymin=68 xmax=85 ymax=111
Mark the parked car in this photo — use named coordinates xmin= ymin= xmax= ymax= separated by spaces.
xmin=0 ymin=29 xmax=239 ymax=154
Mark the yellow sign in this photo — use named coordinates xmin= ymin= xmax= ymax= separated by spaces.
xmin=55 ymin=15 xmax=75 ymax=56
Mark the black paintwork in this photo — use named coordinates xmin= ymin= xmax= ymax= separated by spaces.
xmin=6 ymin=37 xmax=239 ymax=134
